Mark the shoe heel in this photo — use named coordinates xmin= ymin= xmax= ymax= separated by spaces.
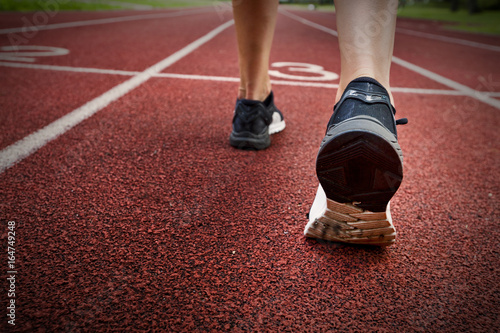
xmin=304 ymin=197 xmax=396 ymax=246
xmin=316 ymin=116 xmax=403 ymax=212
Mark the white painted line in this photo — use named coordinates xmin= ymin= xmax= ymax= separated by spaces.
xmin=2 ymin=61 xmax=488 ymax=96
xmin=159 ymin=77 xmax=491 ymax=96
xmin=396 ymin=28 xmax=500 ymax=53
xmin=486 ymin=91 xmax=500 ymax=98
xmin=0 ymin=19 xmax=235 ymax=174
xmin=390 ymin=86 xmax=466 ymax=96
xmin=0 ymin=45 xmax=70 ymax=63
xmin=156 ymin=72 xmax=239 ymax=82
xmin=158 ymin=73 xmax=340 ymax=89
xmin=280 ymin=9 xmax=500 ymax=110
xmin=0 ymin=61 xmax=476 ymax=95
xmin=0 ymin=7 xmax=211 ymax=34
xmin=0 ymin=61 xmax=140 ymax=76
xmin=282 ymin=9 xmax=500 ymax=53
xmin=269 ymin=62 xmax=339 ymax=81
xmin=279 ymin=9 xmax=338 ymax=36
xmin=271 ymin=79 xmax=337 ymax=89
xmin=391 ymin=56 xmax=500 ymax=109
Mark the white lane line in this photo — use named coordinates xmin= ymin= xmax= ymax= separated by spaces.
xmin=157 ymin=72 xmax=239 ymax=82
xmin=281 ymin=9 xmax=500 ymax=53
xmin=390 ymin=86 xmax=469 ymax=96
xmin=2 ymin=61 xmax=496 ymax=96
xmin=396 ymin=28 xmax=500 ymax=53
xmin=0 ymin=19 xmax=234 ymax=174
xmin=0 ymin=7 xmax=211 ymax=34
xmin=280 ymin=9 xmax=500 ymax=110
xmin=0 ymin=61 xmax=482 ymax=96
xmin=0 ymin=61 xmax=140 ymax=75
xmin=157 ymin=73 xmax=338 ymax=89
xmin=279 ymin=9 xmax=338 ymax=36
xmin=391 ymin=56 xmax=500 ymax=109
xmin=156 ymin=75 xmax=498 ymax=96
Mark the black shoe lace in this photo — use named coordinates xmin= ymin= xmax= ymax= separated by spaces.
xmin=396 ymin=118 xmax=408 ymax=125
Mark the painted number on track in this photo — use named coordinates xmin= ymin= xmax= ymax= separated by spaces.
xmin=0 ymin=45 xmax=69 ymax=62
xmin=268 ymin=62 xmax=338 ymax=81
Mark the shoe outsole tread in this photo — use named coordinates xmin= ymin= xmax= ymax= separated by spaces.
xmin=304 ymin=198 xmax=396 ymax=246
xmin=316 ymin=117 xmax=403 ymax=213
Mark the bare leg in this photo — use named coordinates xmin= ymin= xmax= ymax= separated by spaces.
xmin=305 ymin=3 xmax=403 ymax=245
xmin=334 ymin=0 xmax=398 ymax=104
xmin=232 ymin=0 xmax=279 ymax=101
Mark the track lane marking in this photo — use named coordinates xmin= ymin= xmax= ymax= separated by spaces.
xmin=279 ymin=10 xmax=500 ymax=53
xmin=396 ymin=28 xmax=500 ymax=53
xmin=0 ymin=19 xmax=234 ymax=174
xmin=0 ymin=61 xmax=486 ymax=96
xmin=0 ymin=45 xmax=69 ymax=62
xmin=280 ymin=9 xmax=500 ymax=110
xmin=0 ymin=7 xmax=212 ymax=35
xmin=391 ymin=56 xmax=500 ymax=109
xmin=279 ymin=10 xmax=338 ymax=37
xmin=0 ymin=61 xmax=140 ymax=75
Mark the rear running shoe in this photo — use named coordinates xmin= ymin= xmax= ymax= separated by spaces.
xmin=229 ymin=91 xmax=285 ymax=150
xmin=304 ymin=77 xmax=407 ymax=246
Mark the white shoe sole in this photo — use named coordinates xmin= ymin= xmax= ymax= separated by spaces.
xmin=269 ymin=112 xmax=286 ymax=135
xmin=304 ymin=184 xmax=396 ymax=246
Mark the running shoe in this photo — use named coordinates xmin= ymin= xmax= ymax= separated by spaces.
xmin=304 ymin=77 xmax=407 ymax=246
xmin=229 ymin=91 xmax=285 ymax=150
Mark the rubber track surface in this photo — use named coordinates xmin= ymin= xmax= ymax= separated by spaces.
xmin=0 ymin=7 xmax=499 ymax=332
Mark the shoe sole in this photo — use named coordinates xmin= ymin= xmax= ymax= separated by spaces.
xmin=305 ymin=116 xmax=402 ymax=246
xmin=304 ymin=192 xmax=396 ymax=246
xmin=229 ymin=130 xmax=271 ymax=150
xmin=229 ymin=118 xmax=285 ymax=150
xmin=269 ymin=113 xmax=286 ymax=134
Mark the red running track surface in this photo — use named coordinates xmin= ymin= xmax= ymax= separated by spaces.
xmin=0 ymin=6 xmax=499 ymax=332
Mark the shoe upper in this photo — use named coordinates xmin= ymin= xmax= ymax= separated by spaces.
xmin=328 ymin=77 xmax=400 ymax=137
xmin=232 ymin=91 xmax=281 ymax=135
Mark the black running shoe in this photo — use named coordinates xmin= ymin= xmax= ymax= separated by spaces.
xmin=304 ymin=77 xmax=407 ymax=246
xmin=229 ymin=91 xmax=285 ymax=150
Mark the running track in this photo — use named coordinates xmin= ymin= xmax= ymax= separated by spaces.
xmin=0 ymin=6 xmax=499 ymax=332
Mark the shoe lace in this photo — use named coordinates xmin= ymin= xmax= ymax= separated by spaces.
xmin=396 ymin=118 xmax=408 ymax=125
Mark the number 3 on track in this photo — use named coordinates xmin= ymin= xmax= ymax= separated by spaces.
xmin=0 ymin=45 xmax=69 ymax=62
xmin=269 ymin=62 xmax=338 ymax=81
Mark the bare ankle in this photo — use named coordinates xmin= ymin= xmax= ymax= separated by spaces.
xmin=238 ymin=79 xmax=272 ymax=101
